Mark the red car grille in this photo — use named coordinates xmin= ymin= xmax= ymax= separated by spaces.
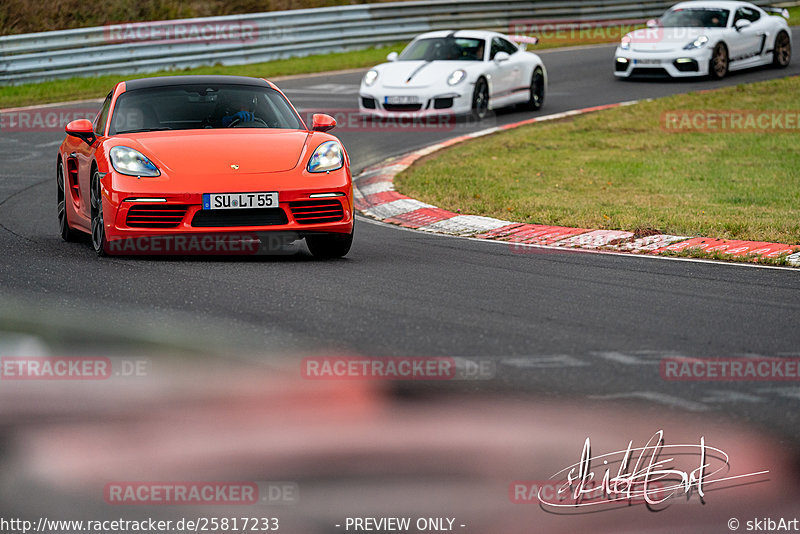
xmin=289 ymin=200 xmax=345 ymax=224
xmin=191 ymin=208 xmax=288 ymax=227
xmin=126 ymin=204 xmax=188 ymax=228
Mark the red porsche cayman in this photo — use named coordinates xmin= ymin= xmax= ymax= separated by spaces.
xmin=57 ymin=75 xmax=354 ymax=258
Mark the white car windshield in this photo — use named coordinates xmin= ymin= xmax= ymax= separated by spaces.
xmin=660 ymin=7 xmax=730 ymax=27
xmin=398 ymin=37 xmax=485 ymax=61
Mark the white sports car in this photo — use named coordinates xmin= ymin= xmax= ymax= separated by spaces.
xmin=614 ymin=0 xmax=792 ymax=78
xmin=359 ymin=30 xmax=547 ymax=119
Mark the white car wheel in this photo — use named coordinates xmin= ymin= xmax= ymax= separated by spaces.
xmin=709 ymin=42 xmax=728 ymax=79
xmin=773 ymin=31 xmax=791 ymax=68
xmin=471 ymin=78 xmax=489 ymax=120
xmin=525 ymin=67 xmax=545 ymax=111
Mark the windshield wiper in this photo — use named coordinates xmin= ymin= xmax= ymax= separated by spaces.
xmin=116 ymin=127 xmax=173 ymax=134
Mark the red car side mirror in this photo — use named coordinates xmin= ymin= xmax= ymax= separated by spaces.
xmin=311 ymin=113 xmax=336 ymax=132
xmin=65 ymin=119 xmax=97 ymax=145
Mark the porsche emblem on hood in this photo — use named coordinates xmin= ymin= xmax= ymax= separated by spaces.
xmin=230 ymin=164 xmax=239 ymax=170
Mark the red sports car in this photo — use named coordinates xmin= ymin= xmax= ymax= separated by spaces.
xmin=57 ymin=75 xmax=354 ymax=258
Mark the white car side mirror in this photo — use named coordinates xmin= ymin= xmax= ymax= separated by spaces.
xmin=387 ymin=52 xmax=399 ymax=62
xmin=493 ymin=51 xmax=510 ymax=63
xmin=646 ymin=18 xmax=659 ymax=28
xmin=734 ymin=19 xmax=751 ymax=31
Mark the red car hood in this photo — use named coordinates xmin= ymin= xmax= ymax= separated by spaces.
xmin=123 ymin=129 xmax=311 ymax=175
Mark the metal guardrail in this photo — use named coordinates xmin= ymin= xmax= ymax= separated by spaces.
xmin=0 ymin=0 xmax=785 ymax=85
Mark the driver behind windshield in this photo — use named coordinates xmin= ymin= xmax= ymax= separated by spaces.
xmin=207 ymin=90 xmax=257 ymax=127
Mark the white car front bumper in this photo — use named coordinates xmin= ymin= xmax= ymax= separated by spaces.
xmin=358 ymin=84 xmax=474 ymax=117
xmin=614 ymin=46 xmax=714 ymax=78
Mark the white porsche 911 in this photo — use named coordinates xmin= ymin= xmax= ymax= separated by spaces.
xmin=614 ymin=0 xmax=792 ymax=79
xmin=359 ymin=30 xmax=547 ymax=119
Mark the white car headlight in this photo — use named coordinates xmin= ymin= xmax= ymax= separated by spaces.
xmin=620 ymin=36 xmax=631 ymax=50
xmin=364 ymin=69 xmax=379 ymax=86
xmin=684 ymin=35 xmax=709 ymax=50
xmin=307 ymin=141 xmax=344 ymax=173
xmin=447 ymin=69 xmax=466 ymax=86
xmin=109 ymin=146 xmax=160 ymax=177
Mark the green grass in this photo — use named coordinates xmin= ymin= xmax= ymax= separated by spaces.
xmin=788 ymin=5 xmax=800 ymax=22
xmin=0 ymin=44 xmax=401 ymax=108
xmin=395 ymin=76 xmax=800 ymax=245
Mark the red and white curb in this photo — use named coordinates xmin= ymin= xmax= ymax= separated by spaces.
xmin=354 ymin=103 xmax=800 ymax=267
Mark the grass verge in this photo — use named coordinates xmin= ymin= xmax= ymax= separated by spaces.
xmin=395 ymin=76 xmax=800 ymax=246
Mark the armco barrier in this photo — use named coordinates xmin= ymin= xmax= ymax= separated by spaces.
xmin=2 ymin=0 xmax=787 ymax=85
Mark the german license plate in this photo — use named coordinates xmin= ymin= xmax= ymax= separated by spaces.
xmin=633 ymin=59 xmax=661 ymax=65
xmin=202 ymin=192 xmax=278 ymax=210
xmin=385 ymin=95 xmax=419 ymax=105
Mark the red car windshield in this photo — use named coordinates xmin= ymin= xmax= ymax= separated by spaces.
xmin=109 ymin=84 xmax=305 ymax=134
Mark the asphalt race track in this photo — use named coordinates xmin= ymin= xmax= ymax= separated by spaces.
xmin=1 ymin=36 xmax=800 ymax=532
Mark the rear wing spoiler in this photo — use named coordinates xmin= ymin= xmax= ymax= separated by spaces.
xmin=763 ymin=6 xmax=790 ymax=18
xmin=510 ymin=35 xmax=540 ymax=48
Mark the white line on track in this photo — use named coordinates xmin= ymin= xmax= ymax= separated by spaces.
xmin=35 ymin=140 xmax=63 ymax=148
xmin=588 ymin=391 xmax=711 ymax=412
xmin=593 ymin=351 xmax=661 ymax=365
xmin=501 ymin=355 xmax=589 ymax=368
